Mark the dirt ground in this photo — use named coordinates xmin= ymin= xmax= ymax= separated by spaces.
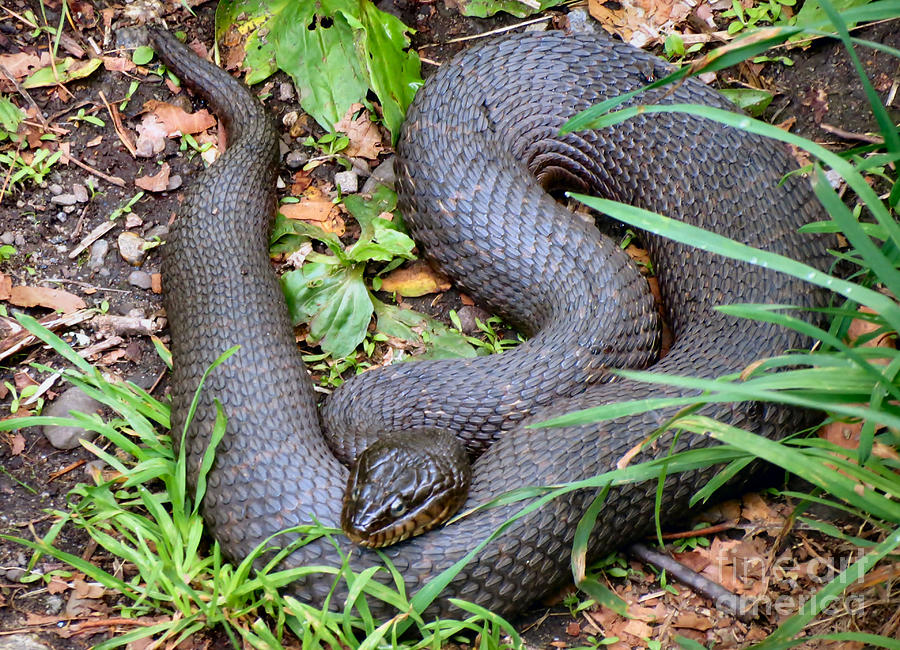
xmin=0 ymin=0 xmax=898 ymax=648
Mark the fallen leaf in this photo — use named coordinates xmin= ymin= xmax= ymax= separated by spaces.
xmin=621 ymin=618 xmax=653 ymax=639
xmin=741 ymin=492 xmax=776 ymax=523
xmin=673 ymin=550 xmax=710 ymax=573
xmin=279 ymin=186 xmax=345 ymax=235
xmin=23 ymin=57 xmax=103 ymax=88
xmin=102 ymin=55 xmax=135 ymax=73
xmin=9 ymin=285 xmax=86 ymax=313
xmin=73 ymin=578 xmax=105 ymax=599
xmin=135 ymin=162 xmax=171 ymax=192
xmin=334 ymin=102 xmax=384 ymax=159
xmin=0 ymin=273 xmax=11 ymax=300
xmin=10 ymin=433 xmax=25 ymax=455
xmin=151 ymin=274 xmax=162 ymax=294
xmin=47 ymin=577 xmax=69 ymax=594
xmin=380 ymin=261 xmax=451 ymax=297
xmin=143 ymin=99 xmax=217 ymax=137
xmin=134 ymin=113 xmax=169 ymax=158
xmin=588 ymin=0 xmax=697 ymax=47
xmin=0 ymin=52 xmax=44 ymax=79
xmin=674 ymin=611 xmax=714 ymax=630
xmin=291 ymin=170 xmax=313 ymax=195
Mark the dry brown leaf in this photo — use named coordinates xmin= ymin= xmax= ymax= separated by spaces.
xmin=740 ymin=492 xmax=776 ymax=524
xmin=73 ymin=578 xmax=105 ymax=599
xmin=135 ymin=162 xmax=171 ymax=192
xmin=621 ymin=618 xmax=653 ymax=639
xmin=151 ymin=273 xmax=162 ymax=294
xmin=589 ymin=0 xmax=696 ymax=47
xmin=673 ymin=611 xmax=714 ymax=630
xmin=673 ymin=549 xmax=711 ymax=573
xmin=380 ymin=261 xmax=451 ymax=297
xmin=10 ymin=433 xmax=25 ymax=455
xmin=47 ymin=577 xmax=70 ymax=594
xmin=134 ymin=113 xmax=169 ymax=158
xmin=0 ymin=272 xmax=11 ymax=300
xmin=102 ymin=55 xmax=135 ymax=73
xmin=334 ymin=102 xmax=384 ymax=159
xmin=291 ymin=170 xmax=313 ymax=195
xmin=143 ymin=99 xmax=217 ymax=137
xmin=279 ymin=187 xmax=345 ymax=235
xmin=817 ymin=420 xmax=862 ymax=450
xmin=0 ymin=52 xmax=43 ymax=79
xmin=10 ymin=285 xmax=86 ymax=313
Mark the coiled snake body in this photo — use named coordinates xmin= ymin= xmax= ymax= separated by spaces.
xmin=152 ymin=27 xmax=828 ymax=618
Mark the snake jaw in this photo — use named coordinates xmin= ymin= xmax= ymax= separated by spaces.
xmin=340 ymin=429 xmax=472 ymax=548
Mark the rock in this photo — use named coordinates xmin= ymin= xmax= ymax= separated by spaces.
xmin=455 ymin=305 xmax=492 ymax=335
xmin=14 ymin=233 xmax=25 ymax=247
xmin=128 ymin=270 xmax=152 ymax=290
xmin=145 ymin=224 xmax=169 ymax=240
xmin=567 ymin=8 xmax=602 ymax=35
xmin=88 ymin=239 xmax=109 ymax=271
xmin=167 ymin=174 xmax=182 ymax=191
xmin=361 ymin=155 xmax=397 ymax=194
xmin=334 ymin=170 xmax=358 ymax=194
xmin=285 ymin=150 xmax=309 ymax=170
xmin=0 ymin=231 xmax=14 ymax=245
xmin=50 ymin=193 xmax=78 ymax=206
xmin=117 ymin=231 xmax=148 ymax=266
xmin=42 ymin=386 xmax=103 ymax=450
xmin=72 ymin=183 xmax=89 ymax=202
xmin=0 ymin=635 xmax=51 ymax=650
xmin=49 ymin=183 xmax=63 ymax=195
xmin=44 ymin=594 xmax=64 ymax=615
xmin=55 ymin=211 xmax=67 ymax=223
xmin=4 ymin=567 xmax=26 ymax=582
xmin=278 ymin=81 xmax=294 ymax=101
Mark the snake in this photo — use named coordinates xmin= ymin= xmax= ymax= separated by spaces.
xmin=149 ymin=25 xmax=829 ymax=620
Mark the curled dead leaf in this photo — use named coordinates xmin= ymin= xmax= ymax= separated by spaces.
xmin=334 ymin=103 xmax=384 ymax=159
xmin=380 ymin=261 xmax=451 ymax=297
xmin=135 ymin=162 xmax=172 ymax=192
xmin=9 ymin=285 xmax=86 ymax=313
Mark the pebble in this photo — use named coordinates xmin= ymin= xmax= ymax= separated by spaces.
xmin=50 ymin=193 xmax=78 ymax=206
xmin=145 ymin=224 xmax=169 ymax=240
xmin=88 ymin=239 xmax=109 ymax=271
xmin=72 ymin=183 xmax=89 ymax=202
xmin=128 ymin=270 xmax=152 ymax=289
xmin=285 ymin=150 xmax=309 ymax=170
xmin=167 ymin=174 xmax=182 ymax=191
xmin=334 ymin=170 xmax=358 ymax=194
xmin=42 ymin=386 xmax=103 ymax=450
xmin=48 ymin=183 xmax=63 ymax=195
xmin=4 ymin=567 xmax=26 ymax=582
xmin=455 ymin=305 xmax=492 ymax=335
xmin=117 ymin=231 xmax=148 ymax=266
xmin=278 ymin=82 xmax=294 ymax=101
xmin=14 ymin=232 xmax=25 ymax=247
xmin=1 ymin=231 xmax=16 ymax=245
xmin=361 ymin=155 xmax=398 ymax=194
xmin=0 ymin=635 xmax=51 ymax=650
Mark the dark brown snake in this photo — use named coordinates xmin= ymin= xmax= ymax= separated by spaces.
xmin=150 ymin=27 xmax=829 ymax=619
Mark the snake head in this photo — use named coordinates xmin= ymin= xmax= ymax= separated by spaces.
xmin=341 ymin=429 xmax=472 ymax=548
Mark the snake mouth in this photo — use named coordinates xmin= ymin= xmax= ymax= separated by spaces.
xmin=343 ymin=499 xmax=461 ymax=548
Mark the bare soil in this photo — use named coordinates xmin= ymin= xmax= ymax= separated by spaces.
xmin=0 ymin=0 xmax=898 ymax=647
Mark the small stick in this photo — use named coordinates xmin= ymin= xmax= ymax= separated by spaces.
xmin=820 ymin=123 xmax=884 ymax=145
xmin=419 ymin=16 xmax=552 ymax=48
xmin=659 ymin=521 xmax=738 ymax=540
xmin=63 ymin=153 xmax=127 ymax=187
xmin=98 ymin=90 xmax=137 ymax=157
xmin=68 ymin=219 xmax=116 ymax=259
xmin=628 ymin=542 xmax=753 ymax=622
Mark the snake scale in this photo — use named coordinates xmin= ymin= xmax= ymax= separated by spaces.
xmin=150 ymin=26 xmax=829 ymax=619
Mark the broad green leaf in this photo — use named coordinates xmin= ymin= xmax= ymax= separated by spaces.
xmin=269 ymin=0 xmax=421 ymax=141
xmin=373 ymin=298 xmax=477 ymax=359
xmin=23 ymin=57 xmax=103 ymax=88
xmin=354 ymin=0 xmax=423 ymax=140
xmin=793 ymin=0 xmax=873 ymax=30
xmin=344 ymin=185 xmax=415 ymax=262
xmin=458 ymin=0 xmax=564 ymax=18
xmin=281 ymin=262 xmax=373 ymax=357
xmin=132 ymin=45 xmax=155 ymax=66
xmin=718 ymin=88 xmax=774 ymax=116
xmin=213 ymin=0 xmax=288 ymax=84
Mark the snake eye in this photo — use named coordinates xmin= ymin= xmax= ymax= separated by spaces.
xmin=389 ymin=498 xmax=407 ymax=517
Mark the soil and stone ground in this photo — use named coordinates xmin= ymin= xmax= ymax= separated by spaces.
xmin=0 ymin=0 xmax=898 ymax=648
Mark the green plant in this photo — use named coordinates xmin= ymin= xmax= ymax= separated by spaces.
xmin=0 ymin=95 xmax=24 ymax=142
xmin=179 ymin=133 xmax=214 ymax=160
xmin=4 ymin=380 xmax=43 ymax=414
xmin=108 ymin=191 xmax=144 ymax=220
xmin=662 ymin=33 xmax=703 ymax=63
xmin=0 ymin=244 xmax=16 ymax=263
xmin=449 ymin=311 xmax=523 ymax=355
xmin=69 ymin=107 xmax=105 ymax=127
xmin=119 ymin=80 xmax=140 ymax=111
xmin=671 ymin=522 xmax=712 ymax=552
xmin=0 ymin=147 xmax=62 ymax=188
xmin=722 ymin=0 xmax=797 ymax=34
